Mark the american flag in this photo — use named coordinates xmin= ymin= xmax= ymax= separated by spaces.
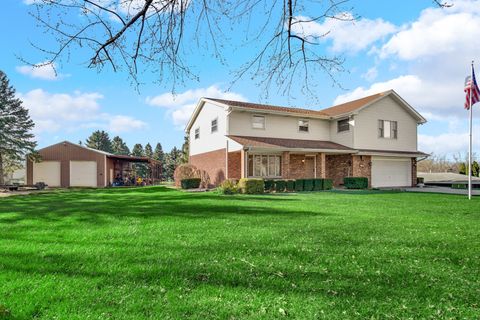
xmin=464 ymin=67 xmax=480 ymax=110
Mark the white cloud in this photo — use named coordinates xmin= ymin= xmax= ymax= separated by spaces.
xmin=419 ymin=124 xmax=480 ymax=156
xmin=16 ymin=62 xmax=62 ymax=80
xmin=146 ymin=85 xmax=246 ymax=129
xmin=362 ymin=67 xmax=378 ymax=82
xmin=18 ymin=89 xmax=147 ymax=135
xmin=291 ymin=13 xmax=397 ymax=53
xmin=108 ymin=115 xmax=147 ymax=133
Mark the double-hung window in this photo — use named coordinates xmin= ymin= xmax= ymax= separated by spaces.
xmin=378 ymin=120 xmax=398 ymax=139
xmin=211 ymin=118 xmax=218 ymax=133
xmin=337 ymin=118 xmax=349 ymax=132
xmin=194 ymin=127 xmax=200 ymax=140
xmin=298 ymin=119 xmax=309 ymax=132
xmin=252 ymin=115 xmax=266 ymax=129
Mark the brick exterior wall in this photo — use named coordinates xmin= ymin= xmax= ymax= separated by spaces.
xmin=316 ymin=153 xmax=326 ymax=178
xmin=281 ymin=151 xmax=291 ymax=178
xmin=411 ymin=157 xmax=417 ymax=187
xmin=227 ymin=151 xmax=241 ymax=180
xmin=189 ymin=148 xmax=226 ymax=186
xmin=326 ymin=154 xmax=352 ymax=187
xmin=289 ymin=154 xmax=308 ymax=178
xmin=352 ymin=155 xmax=372 ymax=187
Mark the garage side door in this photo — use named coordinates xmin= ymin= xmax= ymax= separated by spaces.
xmin=70 ymin=161 xmax=97 ymax=187
xmin=371 ymin=157 xmax=411 ymax=188
xmin=33 ymin=161 xmax=61 ymax=187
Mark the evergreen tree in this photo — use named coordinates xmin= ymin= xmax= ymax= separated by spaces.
xmin=472 ymin=161 xmax=479 ymax=177
xmin=86 ymin=130 xmax=112 ymax=153
xmin=111 ymin=136 xmax=130 ymax=155
xmin=131 ymin=143 xmax=147 ymax=178
xmin=164 ymin=147 xmax=183 ymax=181
xmin=181 ymin=135 xmax=189 ymax=164
xmin=0 ymin=71 xmax=37 ymax=184
xmin=153 ymin=142 xmax=165 ymax=180
xmin=144 ymin=143 xmax=153 ymax=158
xmin=459 ymin=163 xmax=467 ymax=175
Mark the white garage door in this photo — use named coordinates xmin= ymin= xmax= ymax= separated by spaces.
xmin=33 ymin=161 xmax=61 ymax=187
xmin=70 ymin=161 xmax=97 ymax=187
xmin=371 ymin=157 xmax=411 ymax=188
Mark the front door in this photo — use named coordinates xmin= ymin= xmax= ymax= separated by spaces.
xmin=305 ymin=156 xmax=315 ymax=178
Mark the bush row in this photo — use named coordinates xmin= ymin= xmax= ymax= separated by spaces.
xmin=218 ymin=178 xmax=334 ymax=194
xmin=343 ymin=177 xmax=369 ymax=189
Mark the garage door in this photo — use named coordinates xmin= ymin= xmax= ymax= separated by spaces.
xmin=70 ymin=161 xmax=97 ymax=187
xmin=33 ymin=161 xmax=61 ymax=187
xmin=371 ymin=157 xmax=411 ymax=188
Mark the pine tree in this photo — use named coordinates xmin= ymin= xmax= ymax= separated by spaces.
xmin=0 ymin=71 xmax=37 ymax=185
xmin=131 ymin=143 xmax=145 ymax=156
xmin=153 ymin=142 xmax=165 ymax=180
xmin=131 ymin=143 xmax=147 ymax=178
xmin=164 ymin=147 xmax=183 ymax=180
xmin=459 ymin=163 xmax=467 ymax=175
xmin=86 ymin=130 xmax=112 ymax=153
xmin=145 ymin=143 xmax=153 ymax=158
xmin=472 ymin=161 xmax=479 ymax=177
xmin=181 ymin=135 xmax=189 ymax=164
xmin=111 ymin=136 xmax=130 ymax=155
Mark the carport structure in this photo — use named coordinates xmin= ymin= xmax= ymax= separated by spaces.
xmin=26 ymin=141 xmax=161 ymax=188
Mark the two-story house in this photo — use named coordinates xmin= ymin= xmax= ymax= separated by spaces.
xmin=185 ymin=90 xmax=428 ymax=188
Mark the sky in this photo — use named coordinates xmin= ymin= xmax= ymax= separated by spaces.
xmin=1 ymin=0 xmax=480 ymax=158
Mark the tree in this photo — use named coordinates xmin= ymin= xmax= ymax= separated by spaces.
xmin=86 ymin=130 xmax=113 ymax=153
xmin=459 ymin=163 xmax=467 ymax=175
xmin=181 ymin=135 xmax=189 ymax=164
xmin=472 ymin=161 xmax=479 ymax=177
xmin=144 ymin=143 xmax=153 ymax=159
xmin=153 ymin=142 xmax=165 ymax=180
xmin=0 ymin=71 xmax=37 ymax=185
xmin=164 ymin=147 xmax=183 ymax=181
xmin=131 ymin=143 xmax=147 ymax=178
xmin=25 ymin=1 xmax=451 ymax=96
xmin=111 ymin=136 xmax=130 ymax=155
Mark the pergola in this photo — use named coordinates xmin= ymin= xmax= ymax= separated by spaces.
xmin=107 ymin=155 xmax=162 ymax=185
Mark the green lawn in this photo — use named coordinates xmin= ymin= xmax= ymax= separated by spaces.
xmin=0 ymin=187 xmax=479 ymax=319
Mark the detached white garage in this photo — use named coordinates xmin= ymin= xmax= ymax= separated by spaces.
xmin=70 ymin=161 xmax=98 ymax=187
xmin=371 ymin=157 xmax=412 ymax=188
xmin=32 ymin=161 xmax=61 ymax=187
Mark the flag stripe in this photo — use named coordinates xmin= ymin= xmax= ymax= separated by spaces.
xmin=465 ymin=66 xmax=480 ymax=110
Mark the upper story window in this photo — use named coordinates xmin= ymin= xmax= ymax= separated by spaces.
xmin=379 ymin=120 xmax=398 ymax=139
xmin=337 ymin=118 xmax=349 ymax=132
xmin=298 ymin=119 xmax=309 ymax=132
xmin=211 ymin=118 xmax=218 ymax=133
xmin=252 ymin=115 xmax=266 ymax=129
xmin=194 ymin=127 xmax=200 ymax=140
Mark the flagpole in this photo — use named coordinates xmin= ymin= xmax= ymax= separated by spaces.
xmin=468 ymin=61 xmax=473 ymax=200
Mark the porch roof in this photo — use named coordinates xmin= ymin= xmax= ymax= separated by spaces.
xmin=107 ymin=154 xmax=160 ymax=163
xmin=228 ymin=135 xmax=354 ymax=153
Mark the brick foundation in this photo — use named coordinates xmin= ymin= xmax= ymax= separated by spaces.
xmin=189 ymin=148 xmax=226 ymax=186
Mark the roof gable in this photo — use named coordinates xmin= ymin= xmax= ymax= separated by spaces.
xmin=38 ymin=141 xmax=112 ymax=156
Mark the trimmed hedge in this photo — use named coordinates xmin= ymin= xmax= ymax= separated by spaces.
xmin=218 ymin=179 xmax=238 ymax=194
xmin=286 ymin=180 xmax=295 ymax=192
xmin=344 ymin=177 xmax=369 ymax=189
xmin=274 ymin=180 xmax=287 ymax=192
xmin=304 ymin=179 xmax=314 ymax=191
xmin=323 ymin=179 xmax=333 ymax=190
xmin=452 ymin=183 xmax=467 ymax=189
xmin=238 ymin=178 xmax=264 ymax=194
xmin=313 ymin=179 xmax=323 ymax=191
xmin=181 ymin=178 xmax=201 ymax=189
xmin=264 ymin=179 xmax=275 ymax=192
xmin=295 ymin=179 xmax=305 ymax=192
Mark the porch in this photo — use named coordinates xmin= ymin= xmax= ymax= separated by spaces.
xmin=106 ymin=155 xmax=162 ymax=186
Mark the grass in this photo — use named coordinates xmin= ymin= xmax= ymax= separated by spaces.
xmin=0 ymin=186 xmax=479 ymax=319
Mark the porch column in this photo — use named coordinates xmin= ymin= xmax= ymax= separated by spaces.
xmin=240 ymin=149 xmax=246 ymax=178
xmin=316 ymin=153 xmax=326 ymax=178
xmin=281 ymin=151 xmax=290 ymax=179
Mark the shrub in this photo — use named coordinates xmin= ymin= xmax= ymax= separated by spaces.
xmin=344 ymin=177 xmax=369 ymax=189
xmin=295 ymin=179 xmax=305 ymax=192
xmin=323 ymin=179 xmax=333 ymax=190
xmin=286 ymin=180 xmax=295 ymax=192
xmin=173 ymin=164 xmax=198 ymax=187
xmin=238 ymin=178 xmax=264 ymax=194
xmin=264 ymin=179 xmax=275 ymax=192
xmin=274 ymin=180 xmax=287 ymax=192
xmin=313 ymin=179 xmax=323 ymax=191
xmin=181 ymin=178 xmax=201 ymax=189
xmin=218 ymin=179 xmax=238 ymax=194
xmin=452 ymin=183 xmax=467 ymax=189
xmin=196 ymin=169 xmax=211 ymax=188
xmin=304 ymin=179 xmax=314 ymax=191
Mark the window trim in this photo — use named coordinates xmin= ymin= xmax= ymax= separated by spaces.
xmin=378 ymin=119 xmax=398 ymax=139
xmin=337 ymin=118 xmax=350 ymax=133
xmin=247 ymin=154 xmax=282 ymax=178
xmin=194 ymin=127 xmax=200 ymax=140
xmin=211 ymin=117 xmax=218 ymax=133
xmin=251 ymin=114 xmax=266 ymax=130
xmin=298 ymin=119 xmax=310 ymax=133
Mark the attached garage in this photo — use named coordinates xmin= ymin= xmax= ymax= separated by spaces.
xmin=371 ymin=156 xmax=411 ymax=188
xmin=70 ymin=161 xmax=97 ymax=187
xmin=32 ymin=161 xmax=61 ymax=187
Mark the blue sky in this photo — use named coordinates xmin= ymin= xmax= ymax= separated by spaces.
xmin=2 ymin=0 xmax=479 ymax=158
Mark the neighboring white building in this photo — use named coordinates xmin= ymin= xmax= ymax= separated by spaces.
xmin=185 ymin=90 xmax=428 ymax=187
